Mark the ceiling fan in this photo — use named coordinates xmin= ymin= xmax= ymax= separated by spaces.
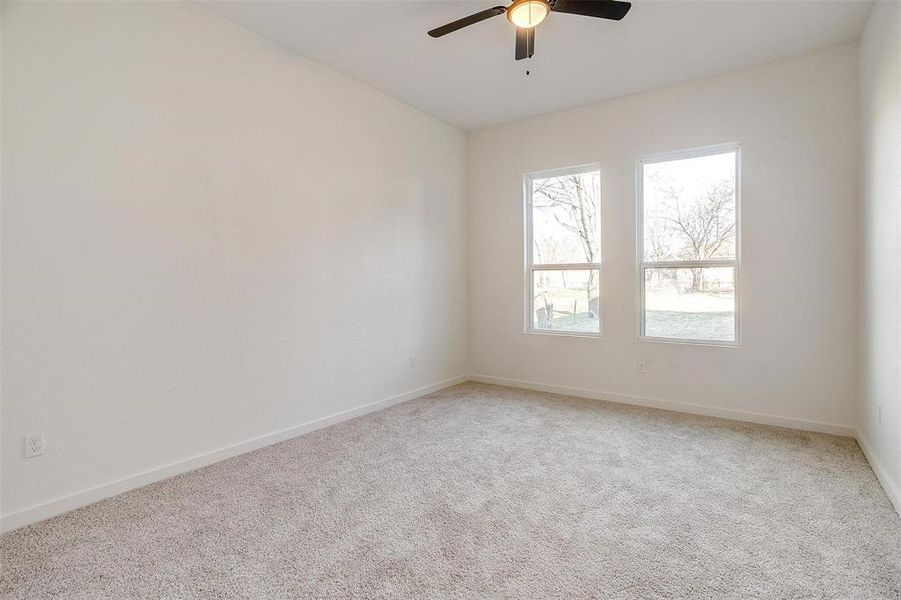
xmin=427 ymin=0 xmax=632 ymax=60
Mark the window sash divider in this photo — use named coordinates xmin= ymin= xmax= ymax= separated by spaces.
xmin=531 ymin=263 xmax=601 ymax=271
xmin=640 ymin=260 xmax=737 ymax=270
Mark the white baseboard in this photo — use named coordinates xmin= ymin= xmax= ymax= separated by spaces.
xmin=855 ymin=431 xmax=901 ymax=515
xmin=0 ymin=375 xmax=468 ymax=533
xmin=469 ymin=374 xmax=856 ymax=437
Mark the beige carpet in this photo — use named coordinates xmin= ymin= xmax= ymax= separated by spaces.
xmin=2 ymin=382 xmax=900 ymax=599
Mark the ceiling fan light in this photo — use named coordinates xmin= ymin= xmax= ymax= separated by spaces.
xmin=506 ymin=0 xmax=549 ymax=28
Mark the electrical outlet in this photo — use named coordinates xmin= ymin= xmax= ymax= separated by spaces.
xmin=410 ymin=354 xmax=416 ymax=369
xmin=25 ymin=433 xmax=45 ymax=458
xmin=636 ymin=360 xmax=646 ymax=374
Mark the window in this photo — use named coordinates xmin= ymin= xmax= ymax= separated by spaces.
xmin=638 ymin=145 xmax=740 ymax=344
xmin=525 ymin=166 xmax=601 ymax=335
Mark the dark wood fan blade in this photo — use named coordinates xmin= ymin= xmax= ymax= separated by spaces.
xmin=515 ymin=27 xmax=535 ymax=60
xmin=428 ymin=6 xmax=507 ymax=37
xmin=551 ymin=0 xmax=631 ymax=20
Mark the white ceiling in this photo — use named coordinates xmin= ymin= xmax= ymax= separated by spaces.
xmin=202 ymin=0 xmax=872 ymax=130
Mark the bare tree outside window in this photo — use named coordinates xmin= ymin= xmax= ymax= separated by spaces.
xmin=640 ymin=148 xmax=739 ymax=343
xmin=533 ymin=174 xmax=600 ymax=264
xmin=526 ymin=168 xmax=601 ymax=334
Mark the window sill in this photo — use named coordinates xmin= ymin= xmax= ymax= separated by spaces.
xmin=525 ymin=329 xmax=603 ymax=340
xmin=638 ymin=336 xmax=742 ymax=348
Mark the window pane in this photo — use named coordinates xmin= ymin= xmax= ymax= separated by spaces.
xmin=643 ymin=151 xmax=736 ymax=262
xmin=644 ymin=267 xmax=735 ymax=342
xmin=532 ymin=269 xmax=600 ymax=333
xmin=532 ymin=170 xmax=600 ymax=265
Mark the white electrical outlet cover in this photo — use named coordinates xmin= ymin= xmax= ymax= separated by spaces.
xmin=25 ymin=434 xmax=45 ymax=458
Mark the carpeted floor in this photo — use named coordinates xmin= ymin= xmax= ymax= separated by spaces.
xmin=2 ymin=382 xmax=900 ymax=599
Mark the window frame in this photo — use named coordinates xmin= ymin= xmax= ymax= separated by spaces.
xmin=524 ymin=163 xmax=603 ymax=338
xmin=636 ymin=143 xmax=742 ymax=347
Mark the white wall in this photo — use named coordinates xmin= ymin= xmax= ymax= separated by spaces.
xmin=468 ymin=45 xmax=860 ymax=433
xmin=1 ymin=2 xmax=467 ymax=526
xmin=1 ymin=0 xmax=886 ymax=531
xmin=858 ymin=0 xmax=901 ymax=511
